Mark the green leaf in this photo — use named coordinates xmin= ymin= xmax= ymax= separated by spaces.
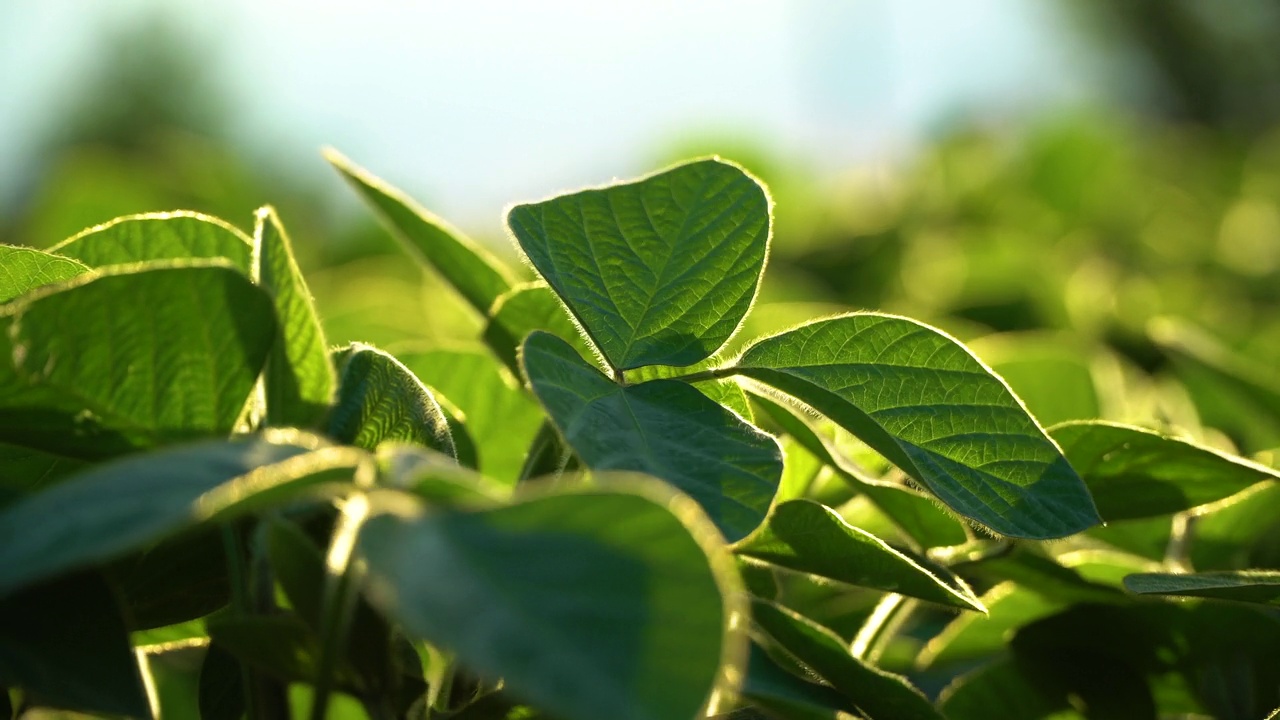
xmin=1050 ymin=420 xmax=1280 ymax=521
xmin=970 ymin=333 xmax=1101 ymax=428
xmin=735 ymin=500 xmax=983 ymax=611
xmin=358 ymin=480 xmax=742 ymax=720
xmin=376 ymin=443 xmax=509 ymax=505
xmin=938 ymin=657 xmax=1076 ymax=720
xmin=917 ymin=582 xmax=1060 ymax=670
xmin=734 ymin=313 xmax=1101 ymax=539
xmin=208 ymin=613 xmax=368 ymax=692
xmin=0 ymin=572 xmax=149 ymax=718
xmin=328 ymin=343 xmax=456 ymax=457
xmin=396 ymin=346 xmax=544 ymax=484
xmin=325 ymin=149 xmax=517 ymax=316
xmin=1191 ymin=481 xmax=1280 ymax=570
xmin=0 ymin=443 xmax=86 ymax=505
xmin=49 ymin=211 xmax=253 ymax=273
xmin=483 ymin=281 xmax=591 ymax=377
xmin=522 ymin=331 xmax=781 ymax=542
xmin=627 ymin=360 xmax=755 ymax=422
xmin=751 ymin=599 xmax=945 ymax=720
xmin=508 ymin=158 xmax=771 ymax=370
xmin=741 ymin=642 xmax=860 ymax=720
xmin=0 ymin=245 xmax=89 ymax=303
xmin=0 ymin=430 xmax=362 ymax=596
xmin=199 ymin=643 xmax=246 ymax=720
xmin=0 ymin=263 xmax=278 ymax=459
xmin=109 ymin=528 xmax=230 ymax=629
xmin=254 ymin=207 xmax=335 ymax=428
xmin=751 ymin=392 xmax=968 ymax=549
xmin=1124 ymin=570 xmax=1280 ymax=606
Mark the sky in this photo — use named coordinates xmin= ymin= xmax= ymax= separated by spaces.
xmin=0 ymin=0 xmax=1098 ymax=233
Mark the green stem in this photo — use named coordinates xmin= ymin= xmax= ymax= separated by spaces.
xmin=849 ymin=594 xmax=916 ymax=664
xmin=220 ymin=525 xmax=260 ymax=720
xmin=311 ymin=493 xmax=371 ymax=720
xmin=652 ymin=366 xmax=738 ymax=385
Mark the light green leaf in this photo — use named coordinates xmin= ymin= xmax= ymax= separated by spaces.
xmin=325 ymin=149 xmax=517 ymax=316
xmin=522 ymin=331 xmax=781 ymax=542
xmin=970 ymin=333 xmax=1101 ymax=428
xmin=254 ymin=206 xmax=335 ymax=428
xmin=483 ymin=281 xmax=591 ymax=376
xmin=1124 ymin=570 xmax=1280 ymax=606
xmin=49 ymin=211 xmax=253 ymax=273
xmin=508 ymin=158 xmax=771 ymax=370
xmin=376 ymin=443 xmax=509 ymax=504
xmin=752 ymin=599 xmax=945 ymax=720
xmin=1050 ymin=420 xmax=1279 ymax=521
xmin=0 ymin=263 xmax=278 ymax=458
xmin=734 ymin=313 xmax=1100 ymax=539
xmin=358 ymin=480 xmax=742 ymax=720
xmin=1191 ymin=481 xmax=1280 ymax=570
xmin=917 ymin=582 xmax=1060 ymax=670
xmin=751 ymin=392 xmax=968 ymax=549
xmin=396 ymin=346 xmax=543 ymax=484
xmin=735 ymin=499 xmax=983 ymax=611
xmin=0 ymin=245 xmax=89 ymax=303
xmin=0 ymin=430 xmax=362 ymax=596
xmin=328 ymin=343 xmax=456 ymax=457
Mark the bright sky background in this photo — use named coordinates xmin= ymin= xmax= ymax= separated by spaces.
xmin=0 ymin=0 xmax=1099 ymax=233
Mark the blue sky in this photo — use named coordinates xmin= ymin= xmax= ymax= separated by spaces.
xmin=1 ymin=0 xmax=1099 ymax=233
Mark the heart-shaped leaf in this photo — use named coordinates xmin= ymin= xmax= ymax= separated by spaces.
xmin=522 ymin=331 xmax=781 ymax=542
xmin=508 ymin=158 xmax=770 ymax=370
xmin=734 ymin=313 xmax=1100 ymax=539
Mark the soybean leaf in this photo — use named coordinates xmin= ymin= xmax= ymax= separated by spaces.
xmin=734 ymin=313 xmax=1100 ymax=539
xmin=735 ymin=500 xmax=983 ymax=611
xmin=1191 ymin=482 xmax=1280 ymax=570
xmin=0 ymin=430 xmax=363 ymax=596
xmin=208 ymin=614 xmax=366 ymax=691
xmin=938 ymin=657 xmax=1076 ymax=720
xmin=917 ymin=583 xmax=1060 ymax=670
xmin=376 ymin=444 xmax=509 ymax=505
xmin=1124 ymin=570 xmax=1280 ymax=606
xmin=325 ymin=149 xmax=517 ymax=316
xmin=957 ymin=546 xmax=1125 ymax=605
xmin=254 ymin=206 xmax=335 ymax=428
xmin=434 ymin=393 xmax=480 ymax=470
xmin=0 ymin=572 xmax=149 ymax=718
xmin=199 ymin=643 xmax=247 ymax=720
xmin=483 ymin=281 xmax=591 ymax=376
xmin=358 ymin=480 xmax=742 ymax=720
xmin=741 ymin=642 xmax=860 ymax=719
xmin=752 ymin=599 xmax=945 ymax=720
xmin=0 ymin=443 xmax=85 ymax=504
xmin=396 ymin=346 xmax=543 ymax=484
xmin=508 ymin=158 xmax=770 ymax=370
xmin=109 ymin=528 xmax=230 ymax=630
xmin=970 ymin=333 xmax=1101 ymax=427
xmin=1051 ymin=420 xmax=1279 ymax=521
xmin=751 ymin=392 xmax=968 ymax=549
xmin=49 ymin=211 xmax=253 ymax=273
xmin=0 ymin=263 xmax=277 ymax=459
xmin=328 ymin=343 xmax=455 ymax=458
xmin=522 ymin=331 xmax=781 ymax=542
xmin=628 ymin=360 xmax=754 ymax=422
xmin=0 ymin=245 xmax=88 ymax=303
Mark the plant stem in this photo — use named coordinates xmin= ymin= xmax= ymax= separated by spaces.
xmin=221 ymin=524 xmax=261 ymax=720
xmin=660 ymin=366 xmax=738 ymax=384
xmin=849 ymin=594 xmax=916 ymax=663
xmin=311 ymin=493 xmax=371 ymax=720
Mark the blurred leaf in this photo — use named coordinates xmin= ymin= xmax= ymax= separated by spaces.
xmin=1125 ymin=570 xmax=1280 ymax=605
xmin=938 ymin=657 xmax=1075 ymax=720
xmin=735 ymin=313 xmax=1101 ymax=539
xmin=741 ymin=642 xmax=860 ymax=719
xmin=109 ymin=528 xmax=229 ymax=630
xmin=0 ymin=572 xmax=149 ymax=718
xmin=0 ymin=246 xmax=88 ymax=303
xmin=735 ymin=500 xmax=983 ymax=611
xmin=0 ymin=263 xmax=276 ymax=459
xmin=958 ymin=546 xmax=1125 ymax=605
xmin=523 ymin=331 xmax=781 ymax=542
xmin=0 ymin=430 xmax=361 ymax=596
xmin=207 ymin=613 xmax=367 ymax=691
xmin=328 ymin=343 xmax=455 ymax=457
xmin=1051 ymin=420 xmax=1279 ymax=521
xmin=917 ymin=583 xmax=1059 ymax=670
xmin=970 ymin=333 xmax=1101 ymax=427
xmin=751 ymin=599 xmax=944 ymax=720
xmin=0 ymin=443 xmax=85 ymax=505
xmin=359 ymin=481 xmax=740 ymax=720
xmin=483 ymin=281 xmax=589 ymax=377
xmin=1192 ymin=481 xmax=1280 ymax=570
xmin=254 ymin=207 xmax=335 ymax=429
xmin=325 ymin=149 xmax=517 ymax=317
xmin=376 ymin=444 xmax=508 ymax=505
xmin=49 ymin=211 xmax=252 ymax=273
xmin=199 ymin=643 xmax=246 ymax=720
xmin=508 ymin=158 xmax=770 ymax=370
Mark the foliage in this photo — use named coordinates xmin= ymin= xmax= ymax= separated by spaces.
xmin=0 ymin=145 xmax=1278 ymax=720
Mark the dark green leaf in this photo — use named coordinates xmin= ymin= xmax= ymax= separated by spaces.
xmin=736 ymin=500 xmax=982 ymax=610
xmin=325 ymin=149 xmax=517 ymax=316
xmin=735 ymin=313 xmax=1101 ymax=539
xmin=49 ymin=211 xmax=253 ymax=273
xmin=523 ymin=331 xmax=781 ymax=542
xmin=0 ymin=443 xmax=85 ymax=505
xmin=957 ymin=546 xmax=1126 ymax=605
xmin=359 ymin=481 xmax=741 ymax=720
xmin=1124 ymin=570 xmax=1280 ymax=605
xmin=483 ymin=281 xmax=590 ymax=377
xmin=0 ymin=572 xmax=149 ymax=718
xmin=328 ymin=343 xmax=456 ymax=457
xmin=254 ymin=206 xmax=335 ymax=429
xmin=199 ymin=644 xmax=246 ymax=720
xmin=627 ymin=360 xmax=755 ymax=422
xmin=917 ymin=583 xmax=1059 ymax=669
xmin=1051 ymin=420 xmax=1279 ymax=521
xmin=0 ymin=263 xmax=277 ymax=459
xmin=508 ymin=158 xmax=770 ymax=370
xmin=0 ymin=245 xmax=88 ymax=303
xmin=751 ymin=599 xmax=944 ymax=720
xmin=0 ymin=430 xmax=362 ymax=596
xmin=109 ymin=528 xmax=230 ymax=630
xmin=208 ymin=613 xmax=366 ymax=690
xmin=938 ymin=657 xmax=1075 ymax=720
xmin=741 ymin=642 xmax=859 ymax=720
xmin=396 ymin=346 xmax=543 ymax=484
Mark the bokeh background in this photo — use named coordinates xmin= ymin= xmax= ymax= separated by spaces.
xmin=5 ymin=0 xmax=1280 ymax=453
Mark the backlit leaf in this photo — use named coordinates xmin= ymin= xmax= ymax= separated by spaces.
xmin=328 ymin=343 xmax=455 ymax=457
xmin=0 ymin=245 xmax=88 ymax=303
xmin=1124 ymin=570 xmax=1280 ymax=606
xmin=50 ymin=211 xmax=253 ymax=273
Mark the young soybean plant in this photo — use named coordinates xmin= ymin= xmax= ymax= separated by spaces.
xmin=0 ymin=153 xmax=1107 ymax=720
